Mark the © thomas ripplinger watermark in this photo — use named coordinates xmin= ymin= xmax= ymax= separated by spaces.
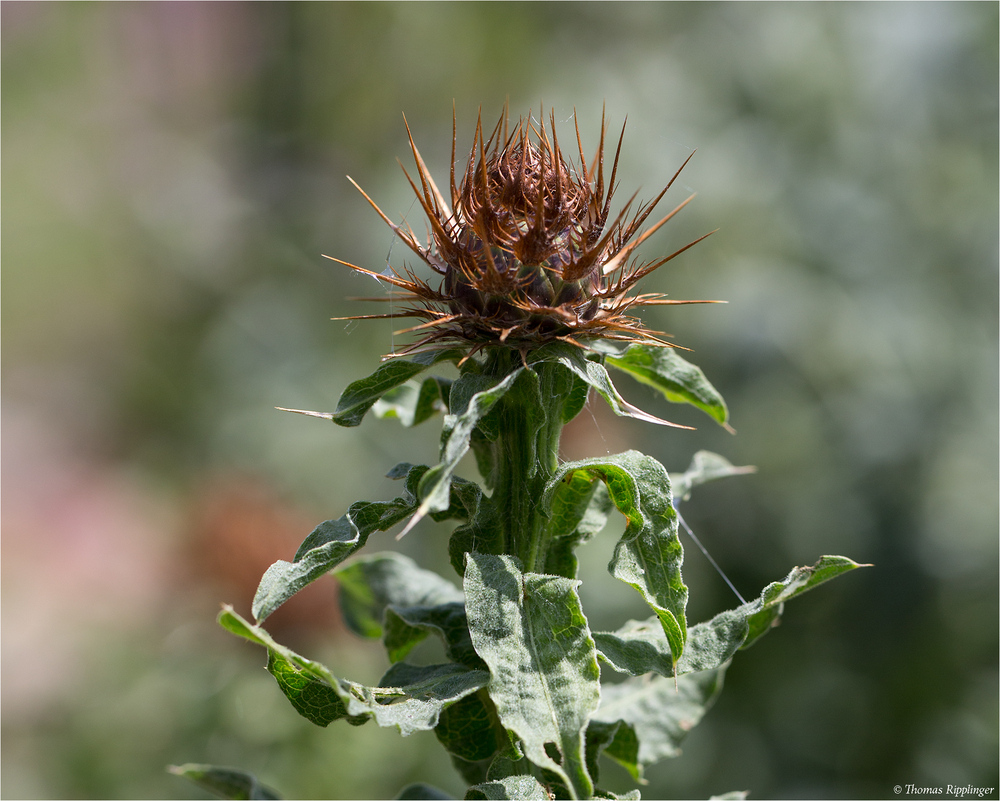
xmin=893 ymin=784 xmax=996 ymax=798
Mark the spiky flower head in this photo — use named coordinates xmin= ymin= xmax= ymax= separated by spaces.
xmin=332 ymin=108 xmax=717 ymax=359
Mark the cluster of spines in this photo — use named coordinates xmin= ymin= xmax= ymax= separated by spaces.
xmin=329 ymin=106 xmax=719 ymax=360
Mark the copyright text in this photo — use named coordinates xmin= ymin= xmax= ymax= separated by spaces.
xmin=894 ymin=785 xmax=996 ymax=799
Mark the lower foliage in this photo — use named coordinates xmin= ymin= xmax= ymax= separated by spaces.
xmin=176 ymin=341 xmax=865 ymax=800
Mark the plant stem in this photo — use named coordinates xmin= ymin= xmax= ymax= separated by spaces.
xmin=482 ymin=349 xmax=571 ymax=574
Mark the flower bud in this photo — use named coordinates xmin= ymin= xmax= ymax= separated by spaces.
xmin=336 ymin=108 xmax=716 ymax=357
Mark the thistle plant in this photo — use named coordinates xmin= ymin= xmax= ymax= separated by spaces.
xmin=174 ymin=108 xmax=866 ymax=801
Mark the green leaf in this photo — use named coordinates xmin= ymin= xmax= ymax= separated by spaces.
xmin=334 ymin=552 xmax=463 ymax=639
xmin=545 ymin=471 xmax=604 ymax=541
xmin=594 ymin=608 xmax=748 ymax=678
xmin=449 ymin=369 xmax=506 ymax=423
xmin=251 ymin=464 xmax=479 ymax=622
xmin=678 ymin=608 xmax=753 ymax=672
xmin=374 ymin=375 xmax=452 ymax=427
xmin=252 ymin=517 xmax=362 ymax=623
xmin=266 ymin=650 xmax=367 ymax=727
xmin=543 ymin=451 xmax=688 ymax=669
xmin=669 ymin=450 xmax=756 ymax=502
xmin=560 ymin=370 xmax=592 ymax=425
xmin=251 ymin=465 xmax=428 ymax=622
xmin=543 ymin=477 xmax=612 ymax=579
xmin=594 ymin=555 xmax=868 ymax=676
xmin=403 ymin=368 xmax=525 ymax=536
xmin=742 ymin=555 xmax=870 ymax=649
xmin=219 ymin=607 xmax=489 ymax=735
xmin=448 ymin=496 xmax=507 ymax=576
xmin=332 ymin=349 xmax=461 ymax=427
xmin=469 ymin=427 xmax=497 ymax=490
xmin=274 ymin=350 xmax=461 ymax=427
xmin=586 ymin=719 xmax=642 ymax=784
xmin=429 ymin=470 xmax=485 ymax=523
xmin=221 ymin=606 xmax=368 ymax=726
xmin=333 ymin=553 xmax=480 ymax=667
xmin=466 ymin=775 xmax=551 ymax=800
xmin=385 ymin=604 xmax=483 ymax=668
xmin=464 ymin=553 xmax=599 ymax=800
xmin=532 ymin=343 xmax=693 ymax=430
xmin=592 ymin=618 xmax=675 ymax=678
xmin=591 ymin=668 xmax=727 ymax=772
xmin=168 ymin=764 xmax=280 ymax=800
xmin=333 ymin=552 xmax=481 ymax=666
xmin=377 ymin=661 xmax=494 ymax=732
xmin=602 ymin=341 xmax=730 ymax=428
xmin=435 ymin=690 xmax=501 ymax=763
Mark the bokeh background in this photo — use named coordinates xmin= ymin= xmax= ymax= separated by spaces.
xmin=3 ymin=3 xmax=997 ymax=799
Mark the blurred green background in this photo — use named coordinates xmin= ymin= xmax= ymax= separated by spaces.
xmin=3 ymin=3 xmax=997 ymax=799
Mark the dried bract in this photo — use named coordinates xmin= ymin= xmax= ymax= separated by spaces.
xmin=332 ymin=108 xmax=718 ymax=358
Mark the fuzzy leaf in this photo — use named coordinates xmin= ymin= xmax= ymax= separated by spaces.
xmin=594 ymin=609 xmax=748 ymax=678
xmin=252 ymin=465 xmax=479 ymax=622
xmin=333 ymin=553 xmax=481 ymax=667
xmin=374 ymin=375 xmax=452 ymax=427
xmin=219 ymin=606 xmax=488 ymax=735
xmin=435 ymin=690 xmax=501 ymax=763
xmin=448 ymin=495 xmax=507 ymax=576
xmin=449 ymin=370 xmax=506 ymax=423
xmin=404 ymin=368 xmax=525 ymax=536
xmin=377 ymin=661 xmax=493 ymax=732
xmin=669 ymin=450 xmax=756 ymax=502
xmin=560 ymin=370 xmax=592 ymax=424
xmin=545 ymin=471 xmax=604 ymax=542
xmin=429 ymin=471 xmax=485 ymax=523
xmin=168 ymin=764 xmax=281 ymax=800
xmin=543 ymin=451 xmax=688 ymax=669
xmin=543 ymin=477 xmax=613 ymax=579
xmin=585 ymin=719 xmax=642 ymax=783
xmin=742 ymin=555 xmax=870 ymax=649
xmin=334 ymin=553 xmax=464 ymax=639
xmin=601 ymin=341 xmax=730 ymax=427
xmin=533 ymin=344 xmax=693 ymax=429
xmin=252 ymin=465 xmax=428 ymax=622
xmin=385 ymin=603 xmax=483 ymax=668
xmin=469 ymin=427 xmax=497 ymax=490
xmin=330 ymin=349 xmax=462 ymax=427
xmin=466 ymin=775 xmax=551 ymax=800
xmin=592 ymin=667 xmax=727 ymax=772
xmin=266 ymin=650 xmax=368 ymax=727
xmin=464 ymin=553 xmax=599 ymax=800
xmin=594 ymin=556 xmax=868 ymax=675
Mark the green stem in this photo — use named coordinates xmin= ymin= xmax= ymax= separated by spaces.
xmin=482 ymin=349 xmax=569 ymax=574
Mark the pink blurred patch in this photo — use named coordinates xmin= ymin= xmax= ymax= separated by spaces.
xmin=2 ymin=405 xmax=178 ymax=716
